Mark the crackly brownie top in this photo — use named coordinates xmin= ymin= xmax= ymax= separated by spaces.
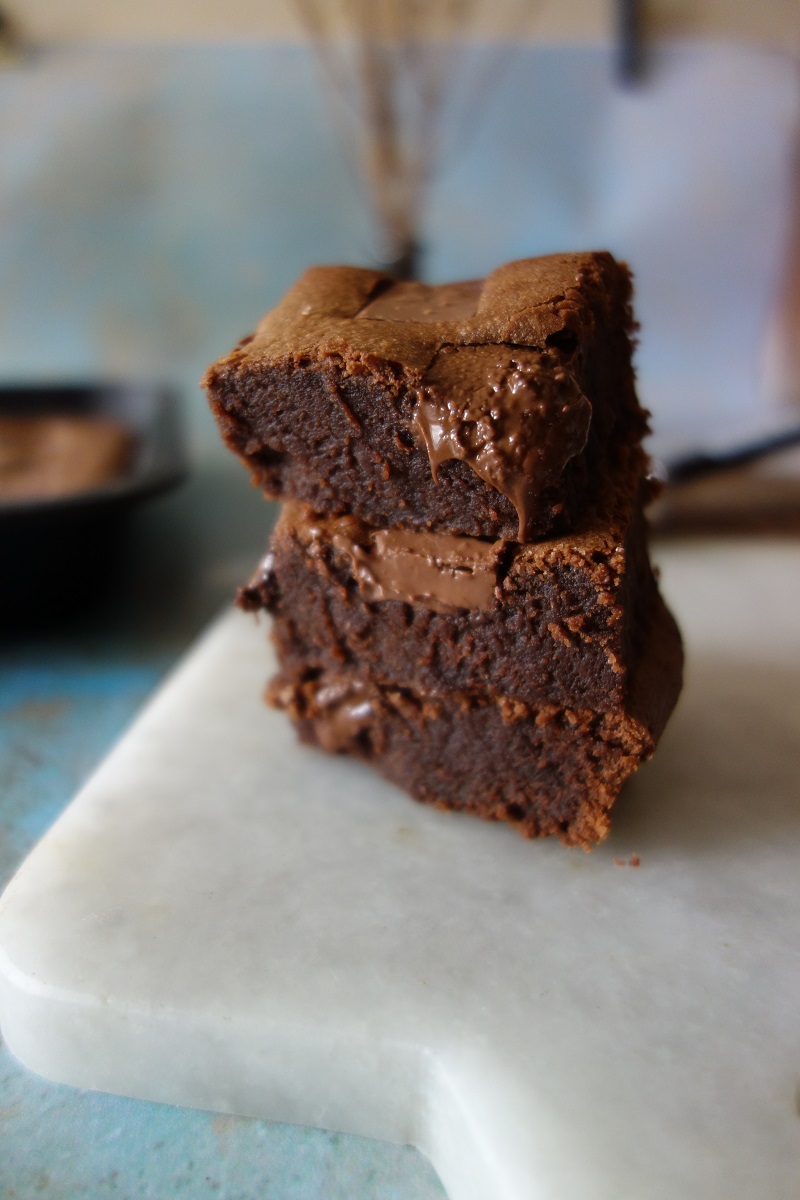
xmin=234 ymin=252 xmax=628 ymax=371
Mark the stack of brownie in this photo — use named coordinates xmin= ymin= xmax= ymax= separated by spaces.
xmin=203 ymin=253 xmax=682 ymax=848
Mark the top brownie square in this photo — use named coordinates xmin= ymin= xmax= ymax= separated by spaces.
xmin=203 ymin=253 xmax=648 ymax=541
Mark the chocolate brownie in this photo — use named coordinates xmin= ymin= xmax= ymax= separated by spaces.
xmin=206 ymin=252 xmax=682 ymax=846
xmin=239 ymin=465 xmax=656 ymax=713
xmin=203 ymin=253 xmax=647 ymax=540
xmin=265 ymin=587 xmax=682 ymax=849
xmin=0 ymin=415 xmax=132 ymax=502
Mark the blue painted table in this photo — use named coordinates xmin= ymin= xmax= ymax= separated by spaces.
xmin=0 ymin=457 xmax=446 ymax=1200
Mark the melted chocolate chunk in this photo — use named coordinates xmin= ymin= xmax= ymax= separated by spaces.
xmin=414 ymin=347 xmax=591 ymax=540
xmin=337 ymin=525 xmax=504 ymax=613
xmin=305 ymin=675 xmax=375 ymax=753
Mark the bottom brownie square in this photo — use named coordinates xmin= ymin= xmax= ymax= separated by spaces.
xmin=258 ymin=575 xmax=682 ymax=850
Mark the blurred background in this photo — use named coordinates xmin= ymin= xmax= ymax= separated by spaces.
xmin=2 ymin=0 xmax=800 ymax=460
xmin=1 ymin=4 xmax=800 ymax=1197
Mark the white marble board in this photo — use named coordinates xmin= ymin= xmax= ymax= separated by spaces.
xmin=1 ymin=541 xmax=799 ymax=1200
